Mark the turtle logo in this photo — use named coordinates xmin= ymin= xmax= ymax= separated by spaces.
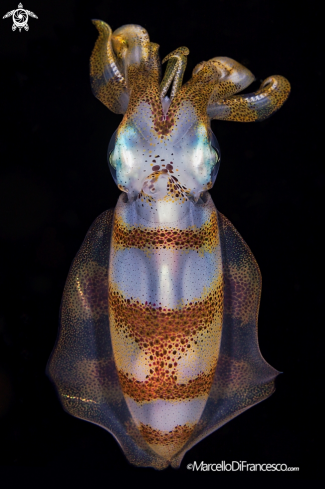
xmin=3 ymin=3 xmax=38 ymax=32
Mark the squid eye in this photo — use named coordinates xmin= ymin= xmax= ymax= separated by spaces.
xmin=107 ymin=130 xmax=118 ymax=185
xmin=107 ymin=129 xmax=118 ymax=169
xmin=108 ymin=151 xmax=116 ymax=169
xmin=209 ymin=128 xmax=221 ymax=164
xmin=108 ymin=150 xmax=117 ymax=186
xmin=211 ymin=141 xmax=221 ymax=183
xmin=212 ymin=145 xmax=220 ymax=162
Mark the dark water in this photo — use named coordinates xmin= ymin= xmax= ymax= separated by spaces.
xmin=0 ymin=0 xmax=322 ymax=485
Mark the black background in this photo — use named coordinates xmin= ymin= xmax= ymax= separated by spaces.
xmin=0 ymin=0 xmax=322 ymax=486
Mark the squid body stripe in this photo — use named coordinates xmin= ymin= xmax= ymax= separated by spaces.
xmin=108 ymin=203 xmax=223 ymax=454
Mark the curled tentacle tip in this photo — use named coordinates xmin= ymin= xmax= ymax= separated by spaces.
xmin=91 ymin=19 xmax=110 ymax=32
xmin=263 ymin=75 xmax=291 ymax=98
xmin=162 ymin=46 xmax=190 ymax=64
xmin=263 ymin=74 xmax=288 ymax=84
xmin=176 ymin=46 xmax=190 ymax=56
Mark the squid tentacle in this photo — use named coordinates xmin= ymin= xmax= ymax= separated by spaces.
xmin=207 ymin=56 xmax=256 ymax=102
xmin=207 ymin=75 xmax=291 ymax=121
xmin=90 ymin=20 xmax=129 ymax=114
xmin=177 ymin=57 xmax=254 ymax=111
xmin=160 ymin=47 xmax=189 ymax=100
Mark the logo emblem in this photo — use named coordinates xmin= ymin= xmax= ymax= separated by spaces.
xmin=3 ymin=3 xmax=38 ymax=32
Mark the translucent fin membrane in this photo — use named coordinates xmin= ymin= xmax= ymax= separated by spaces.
xmin=47 ymin=211 xmax=170 ymax=469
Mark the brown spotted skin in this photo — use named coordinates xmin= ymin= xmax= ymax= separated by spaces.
xmin=47 ymin=21 xmax=288 ymax=469
xmin=112 ymin=210 xmax=219 ymax=254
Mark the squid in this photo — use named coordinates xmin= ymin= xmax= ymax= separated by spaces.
xmin=47 ymin=21 xmax=290 ymax=469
